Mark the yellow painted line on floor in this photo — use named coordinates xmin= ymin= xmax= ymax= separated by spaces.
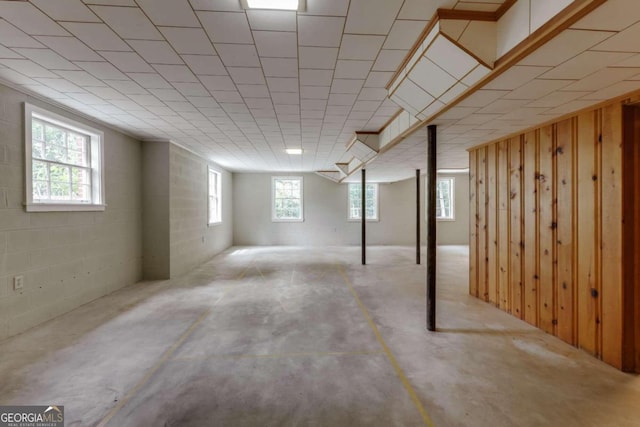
xmin=337 ymin=265 xmax=435 ymax=427
xmin=96 ymin=265 xmax=252 ymax=427
xmin=170 ymin=349 xmax=384 ymax=362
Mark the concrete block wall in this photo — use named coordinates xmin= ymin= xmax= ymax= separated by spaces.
xmin=0 ymin=84 xmax=143 ymax=340
xmin=169 ymin=144 xmax=233 ymax=278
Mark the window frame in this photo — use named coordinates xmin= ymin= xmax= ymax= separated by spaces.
xmin=207 ymin=167 xmax=222 ymax=226
xmin=435 ymin=177 xmax=455 ymax=221
xmin=271 ymin=176 xmax=304 ymax=222
xmin=347 ymin=182 xmax=379 ymax=222
xmin=24 ymin=103 xmax=105 ymax=212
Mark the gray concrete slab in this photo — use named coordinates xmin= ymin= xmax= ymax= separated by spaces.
xmin=0 ymin=246 xmax=638 ymax=426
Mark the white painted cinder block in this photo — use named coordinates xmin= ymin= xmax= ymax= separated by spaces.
xmin=0 ymin=82 xmax=143 ymax=341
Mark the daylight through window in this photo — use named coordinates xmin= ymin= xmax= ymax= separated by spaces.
xmin=348 ymin=183 xmax=378 ymax=220
xmin=272 ymin=177 xmax=303 ymax=221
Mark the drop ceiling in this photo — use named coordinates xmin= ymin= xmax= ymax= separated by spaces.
xmin=1 ymin=0 xmax=639 ymax=184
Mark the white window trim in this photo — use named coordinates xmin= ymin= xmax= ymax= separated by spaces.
xmin=208 ymin=167 xmax=222 ymax=226
xmin=347 ymin=182 xmax=380 ymax=222
xmin=24 ymin=103 xmax=105 ymax=212
xmin=271 ymin=176 xmax=304 ymax=222
xmin=436 ymin=177 xmax=455 ymax=222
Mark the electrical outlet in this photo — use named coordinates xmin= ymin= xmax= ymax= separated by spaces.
xmin=14 ymin=275 xmax=23 ymax=291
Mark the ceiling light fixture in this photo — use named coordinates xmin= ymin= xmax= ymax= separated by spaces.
xmin=437 ymin=168 xmax=470 ymax=174
xmin=285 ymin=148 xmax=303 ymax=155
xmin=243 ymin=0 xmax=304 ymax=11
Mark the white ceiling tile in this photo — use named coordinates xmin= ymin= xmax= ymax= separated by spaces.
xmin=372 ymin=49 xmax=407 ymax=72
xmin=503 ymin=79 xmax=574 ymax=100
xmin=484 ymin=65 xmax=551 ymax=90
xmin=227 ymin=67 xmax=265 ymax=84
xmin=247 ymin=10 xmax=297 ymax=31
xmin=358 ymin=87 xmax=387 ymax=101
xmin=261 ymin=57 xmax=298 ymax=77
xmin=66 ymin=91 xmax=108 ymax=105
xmin=34 ymin=36 xmax=102 ymax=62
xmin=383 ymin=20 xmax=427 ymax=50
xmin=299 ymin=69 xmax=333 ymax=86
xmin=149 ymin=88 xmax=186 ymax=101
xmin=267 ymin=77 xmax=299 ymax=92
xmin=477 ymin=99 xmax=529 ymax=114
xmin=300 ymin=86 xmax=330 ymax=99
xmin=328 ymin=93 xmax=357 ymax=106
xmin=76 ymin=61 xmax=128 ymax=80
xmin=181 ymin=55 xmax=226 ymax=75
xmin=128 ymin=40 xmax=182 ymax=65
xmin=253 ymin=31 xmax=297 ymax=58
xmin=456 ymin=89 xmax=509 ymax=107
xmin=297 ymin=16 xmax=344 ymax=47
xmin=22 ymin=83 xmax=68 ymax=98
xmin=424 ymin=35 xmax=477 ymax=80
xmin=13 ymin=48 xmax=78 ymax=70
xmin=352 ymin=100 xmax=383 ymax=111
xmin=237 ymin=84 xmax=270 ymax=98
xmin=99 ymin=51 xmax=154 ymax=73
xmin=189 ymin=0 xmax=242 ymax=12
xmin=90 ymin=6 xmax=162 ymax=40
xmin=105 ymin=79 xmax=149 ymax=95
xmin=84 ymin=85 xmax=128 ymax=99
xmin=334 ymin=60 xmax=372 ymax=78
xmin=0 ymin=45 xmax=22 ymax=59
xmin=580 ymin=80 xmax=640 ymax=100
xmin=0 ymin=20 xmax=44 ymax=48
xmin=173 ymin=82 xmax=208 ymax=97
xmin=127 ymin=72 xmax=172 ymax=89
xmin=54 ymin=70 xmax=105 ymax=87
xmin=198 ymin=11 xmax=253 ymax=44
xmin=331 ymin=78 xmax=364 ymax=94
xmin=303 ymin=0 xmax=349 ymax=16
xmin=572 ymin=0 xmax=640 ymax=31
xmin=160 ymin=28 xmax=215 ymax=55
xmin=0 ymin=2 xmax=68 ymax=36
xmin=271 ymin=92 xmax=299 ymax=105
xmin=408 ymin=58 xmax=456 ymax=98
xmin=136 ymin=0 xmax=200 ymax=27
xmin=345 ymin=0 xmax=404 ymax=35
xmin=0 ymin=59 xmax=56 ymax=77
xmin=542 ymin=51 xmax=633 ymax=80
xmin=200 ymin=75 xmax=236 ymax=91
xmin=216 ymin=44 xmax=260 ymax=67
xmin=34 ymin=77 xmax=85 ymax=92
xmin=60 ymin=23 xmax=130 ymax=51
xmin=393 ymin=79 xmax=433 ymax=112
xmin=338 ymin=35 xmax=385 ymax=61
xmin=211 ymin=90 xmax=243 ymax=103
xmin=31 ymin=0 xmax=100 ymax=22
xmin=592 ymin=21 xmax=640 ymax=52
xmin=520 ymin=29 xmax=616 ymax=67
xmin=153 ymin=64 xmax=199 ymax=82
xmin=527 ymin=90 xmax=591 ymax=108
xmin=299 ymin=47 xmax=338 ymax=69
xmin=364 ymin=71 xmax=393 ymax=88
xmin=563 ymin=67 xmax=640 ymax=91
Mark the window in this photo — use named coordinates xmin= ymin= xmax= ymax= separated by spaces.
xmin=348 ymin=183 xmax=378 ymax=221
xmin=208 ymin=168 xmax=222 ymax=224
xmin=25 ymin=103 xmax=104 ymax=212
xmin=436 ymin=177 xmax=455 ymax=220
xmin=272 ymin=176 xmax=303 ymax=221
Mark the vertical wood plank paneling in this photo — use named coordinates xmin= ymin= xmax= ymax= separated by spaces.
xmin=601 ymin=103 xmax=623 ymax=368
xmin=469 ymin=150 xmax=478 ymax=297
xmin=576 ymin=111 xmax=599 ymax=356
xmin=478 ymin=148 xmax=488 ymax=301
xmin=487 ymin=145 xmax=498 ymax=304
xmin=523 ymin=131 xmax=539 ymax=326
xmin=538 ymin=125 xmax=555 ymax=334
xmin=555 ymin=118 xmax=575 ymax=345
xmin=498 ymin=141 xmax=510 ymax=311
xmin=509 ymin=136 xmax=523 ymax=319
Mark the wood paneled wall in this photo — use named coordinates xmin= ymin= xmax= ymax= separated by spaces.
xmin=469 ymin=100 xmax=639 ymax=372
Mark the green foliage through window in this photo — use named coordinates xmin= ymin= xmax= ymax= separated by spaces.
xmin=348 ymin=183 xmax=378 ymax=220
xmin=273 ymin=177 xmax=303 ymax=221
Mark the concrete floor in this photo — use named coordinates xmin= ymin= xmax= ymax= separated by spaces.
xmin=0 ymin=246 xmax=639 ymax=427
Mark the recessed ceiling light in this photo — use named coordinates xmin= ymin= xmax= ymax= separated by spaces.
xmin=285 ymin=148 xmax=303 ymax=155
xmin=243 ymin=0 xmax=304 ymax=11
